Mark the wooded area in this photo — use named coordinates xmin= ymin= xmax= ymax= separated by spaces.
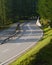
xmin=0 ymin=0 xmax=52 ymax=27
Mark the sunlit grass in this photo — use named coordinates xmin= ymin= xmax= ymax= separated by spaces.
xmin=9 ymin=27 xmax=52 ymax=65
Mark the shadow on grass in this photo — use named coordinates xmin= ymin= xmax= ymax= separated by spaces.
xmin=17 ymin=39 xmax=52 ymax=65
xmin=43 ymin=28 xmax=50 ymax=33
xmin=41 ymin=31 xmax=52 ymax=41
xmin=28 ymin=39 xmax=52 ymax=65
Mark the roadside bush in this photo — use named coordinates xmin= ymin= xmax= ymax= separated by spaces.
xmin=40 ymin=18 xmax=49 ymax=27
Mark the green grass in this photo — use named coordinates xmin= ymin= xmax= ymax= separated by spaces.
xmin=9 ymin=27 xmax=52 ymax=65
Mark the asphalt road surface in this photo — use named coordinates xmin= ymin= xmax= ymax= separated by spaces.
xmin=0 ymin=20 xmax=43 ymax=65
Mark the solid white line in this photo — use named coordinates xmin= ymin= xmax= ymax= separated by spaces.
xmin=0 ymin=23 xmax=33 ymax=65
xmin=0 ymin=42 xmax=37 ymax=65
xmin=0 ymin=23 xmax=43 ymax=65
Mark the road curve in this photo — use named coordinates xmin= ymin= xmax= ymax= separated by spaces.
xmin=0 ymin=20 xmax=43 ymax=65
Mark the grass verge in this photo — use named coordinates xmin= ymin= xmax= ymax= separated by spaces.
xmin=9 ymin=27 xmax=52 ymax=65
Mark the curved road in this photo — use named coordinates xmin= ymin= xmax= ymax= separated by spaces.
xmin=0 ymin=20 xmax=43 ymax=65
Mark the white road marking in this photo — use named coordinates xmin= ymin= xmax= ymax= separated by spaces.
xmin=0 ymin=42 xmax=37 ymax=65
xmin=0 ymin=23 xmax=33 ymax=65
xmin=27 ymin=23 xmax=32 ymax=36
xmin=20 ymin=23 xmax=33 ymax=40
xmin=0 ymin=22 xmax=43 ymax=65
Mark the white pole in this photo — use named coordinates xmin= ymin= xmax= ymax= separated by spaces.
xmin=36 ymin=17 xmax=41 ymax=27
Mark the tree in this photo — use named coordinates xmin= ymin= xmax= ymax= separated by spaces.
xmin=0 ymin=0 xmax=38 ymax=27
xmin=0 ymin=0 xmax=6 ymax=25
xmin=37 ymin=0 xmax=52 ymax=27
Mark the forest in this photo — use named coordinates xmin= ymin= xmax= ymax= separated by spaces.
xmin=0 ymin=0 xmax=52 ymax=65
xmin=0 ymin=0 xmax=52 ymax=28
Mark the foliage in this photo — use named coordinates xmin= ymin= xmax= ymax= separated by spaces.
xmin=0 ymin=0 xmax=52 ymax=28
xmin=0 ymin=0 xmax=37 ymax=28
xmin=40 ymin=18 xmax=49 ymax=27
xmin=37 ymin=0 xmax=52 ymax=27
xmin=9 ymin=27 xmax=52 ymax=65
